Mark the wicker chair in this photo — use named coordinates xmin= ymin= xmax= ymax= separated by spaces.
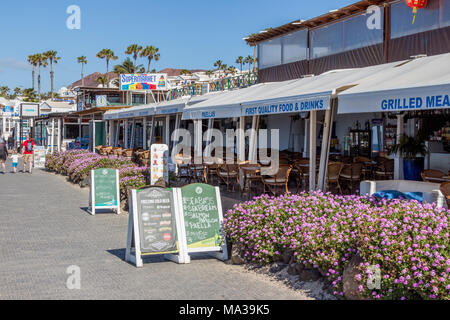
xmin=440 ymin=182 xmax=450 ymax=208
xmin=353 ymin=156 xmax=371 ymax=179
xmin=217 ymin=164 xmax=239 ymax=192
xmin=294 ymin=159 xmax=310 ymax=193
xmin=327 ymin=162 xmax=344 ymax=194
xmin=421 ymin=169 xmax=446 ymax=182
xmin=374 ymin=159 xmax=394 ymax=180
xmin=262 ymin=164 xmax=292 ymax=196
xmin=340 ymin=162 xmax=363 ymax=194
xmin=240 ymin=162 xmax=262 ymax=198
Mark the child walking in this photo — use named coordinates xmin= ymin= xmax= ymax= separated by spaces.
xmin=9 ymin=149 xmax=22 ymax=173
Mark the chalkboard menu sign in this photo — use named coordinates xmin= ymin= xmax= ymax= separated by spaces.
xmin=180 ymin=184 xmax=223 ymax=250
xmin=89 ymin=168 xmax=120 ymax=215
xmin=136 ymin=187 xmax=178 ymax=254
xmin=125 ymin=184 xmax=228 ymax=268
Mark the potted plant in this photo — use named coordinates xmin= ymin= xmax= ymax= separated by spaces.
xmin=390 ymin=134 xmax=427 ymax=181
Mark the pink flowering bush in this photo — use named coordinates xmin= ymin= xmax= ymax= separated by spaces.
xmin=46 ymin=150 xmax=149 ymax=198
xmin=224 ymin=192 xmax=449 ymax=300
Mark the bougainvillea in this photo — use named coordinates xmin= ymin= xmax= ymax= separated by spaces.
xmin=224 ymin=192 xmax=449 ymax=300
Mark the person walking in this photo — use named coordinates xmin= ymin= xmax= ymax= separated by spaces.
xmin=0 ymin=135 xmax=7 ymax=174
xmin=7 ymin=135 xmax=14 ymax=151
xmin=9 ymin=149 xmax=21 ymax=173
xmin=22 ymin=135 xmax=35 ymax=174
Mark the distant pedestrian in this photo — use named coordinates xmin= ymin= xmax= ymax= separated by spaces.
xmin=22 ymin=135 xmax=35 ymax=174
xmin=9 ymin=149 xmax=21 ymax=173
xmin=7 ymin=136 xmax=14 ymax=151
xmin=0 ymin=135 xmax=7 ymax=174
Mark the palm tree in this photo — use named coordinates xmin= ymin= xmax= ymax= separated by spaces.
xmin=27 ymin=54 xmax=39 ymax=91
xmin=205 ymin=70 xmax=213 ymax=78
xmin=22 ymin=88 xmax=37 ymax=102
xmin=227 ymin=66 xmax=237 ymax=76
xmin=35 ymin=54 xmax=48 ymax=101
xmin=220 ymin=64 xmax=228 ymax=77
xmin=213 ymin=60 xmax=223 ymax=71
xmin=114 ymin=57 xmax=145 ymax=75
xmin=96 ymin=75 xmax=109 ymax=88
xmin=125 ymin=44 xmax=143 ymax=70
xmin=0 ymin=86 xmax=10 ymax=97
xmin=140 ymin=46 xmax=160 ymax=73
xmin=235 ymin=56 xmax=244 ymax=72
xmin=244 ymin=55 xmax=253 ymax=74
xmin=43 ymin=50 xmax=61 ymax=100
xmin=77 ymin=56 xmax=87 ymax=87
xmin=96 ymin=49 xmax=118 ymax=88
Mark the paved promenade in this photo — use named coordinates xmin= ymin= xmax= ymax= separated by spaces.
xmin=0 ymin=160 xmax=313 ymax=300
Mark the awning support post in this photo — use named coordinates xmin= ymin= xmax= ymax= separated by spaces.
xmin=238 ymin=116 xmax=246 ymax=189
xmin=303 ymin=118 xmax=309 ymax=158
xmin=395 ymin=114 xmax=405 ymax=180
xmin=124 ymin=121 xmax=129 ymax=149
xmin=194 ymin=119 xmax=203 ymax=164
xmin=249 ymin=115 xmax=259 ymax=163
xmin=165 ymin=115 xmax=170 ymax=146
xmin=143 ymin=118 xmax=147 ymax=150
xmin=57 ymin=118 xmax=61 ymax=152
xmin=309 ymin=111 xmax=317 ymax=192
xmin=317 ymin=100 xmax=337 ymax=191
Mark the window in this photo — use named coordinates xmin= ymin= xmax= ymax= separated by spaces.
xmin=258 ymin=37 xmax=282 ymax=69
xmin=65 ymin=124 xmax=79 ymax=139
xmin=282 ymin=29 xmax=308 ymax=64
xmin=391 ymin=0 xmax=443 ymax=39
xmin=311 ymin=10 xmax=384 ymax=59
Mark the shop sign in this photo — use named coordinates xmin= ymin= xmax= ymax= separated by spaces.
xmin=120 ymin=73 xmax=168 ymax=91
xmin=243 ymin=96 xmax=330 ymax=116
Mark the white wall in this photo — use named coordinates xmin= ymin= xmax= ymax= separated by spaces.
xmin=265 ymin=114 xmax=305 ymax=152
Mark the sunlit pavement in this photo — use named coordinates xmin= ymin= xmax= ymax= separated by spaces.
xmin=0 ymin=160 xmax=313 ymax=300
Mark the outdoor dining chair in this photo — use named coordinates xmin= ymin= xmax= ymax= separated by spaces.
xmin=440 ymin=182 xmax=450 ymax=208
xmin=339 ymin=162 xmax=363 ymax=194
xmin=327 ymin=162 xmax=344 ymax=194
xmin=174 ymin=153 xmax=191 ymax=182
xmin=217 ymin=164 xmax=239 ymax=192
xmin=294 ymin=159 xmax=310 ymax=193
xmin=262 ymin=164 xmax=292 ymax=196
xmin=421 ymin=169 xmax=446 ymax=182
xmin=374 ymin=159 xmax=394 ymax=180
xmin=239 ymin=162 xmax=262 ymax=198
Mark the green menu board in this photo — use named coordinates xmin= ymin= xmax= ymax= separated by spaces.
xmin=181 ymin=184 xmax=222 ymax=250
xmin=93 ymin=168 xmax=118 ymax=207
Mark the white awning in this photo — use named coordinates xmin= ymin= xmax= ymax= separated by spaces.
xmin=103 ymin=98 xmax=191 ymax=120
xmin=182 ymin=61 xmax=399 ymax=120
xmin=338 ymin=53 xmax=450 ymax=114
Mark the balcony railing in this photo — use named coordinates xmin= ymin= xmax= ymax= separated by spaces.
xmin=167 ymin=72 xmax=258 ymax=101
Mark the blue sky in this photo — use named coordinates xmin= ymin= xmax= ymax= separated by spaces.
xmin=0 ymin=0 xmax=355 ymax=92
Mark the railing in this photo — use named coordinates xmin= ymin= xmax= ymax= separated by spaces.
xmin=167 ymin=72 xmax=258 ymax=101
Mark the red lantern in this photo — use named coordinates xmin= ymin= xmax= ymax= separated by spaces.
xmin=405 ymin=0 xmax=428 ymax=24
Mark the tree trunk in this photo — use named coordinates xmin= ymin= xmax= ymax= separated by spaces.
xmin=32 ymin=68 xmax=35 ymax=91
xmin=147 ymin=59 xmax=151 ymax=73
xmin=50 ymin=62 xmax=54 ymax=101
xmin=38 ymin=65 xmax=41 ymax=102
xmin=81 ymin=64 xmax=84 ymax=87
xmin=106 ymin=60 xmax=109 ymax=88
